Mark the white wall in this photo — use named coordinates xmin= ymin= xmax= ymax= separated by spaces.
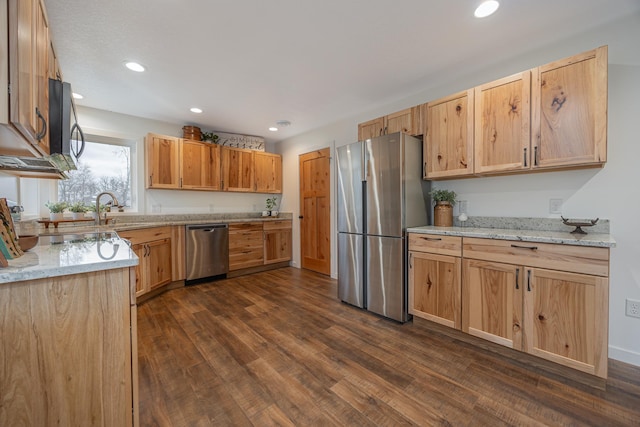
xmin=77 ymin=106 xmax=271 ymax=214
xmin=275 ymin=12 xmax=640 ymax=366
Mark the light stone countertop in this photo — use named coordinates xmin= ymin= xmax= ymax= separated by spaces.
xmin=406 ymin=225 xmax=616 ymax=248
xmin=0 ymin=234 xmax=138 ymax=284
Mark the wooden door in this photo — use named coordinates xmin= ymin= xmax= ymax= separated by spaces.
xmin=523 ymin=267 xmax=608 ymax=378
xmin=357 ymin=117 xmax=384 ymax=141
xmin=531 ymin=46 xmax=607 ymax=169
xmin=299 ymin=148 xmax=331 ymax=275
xmin=222 ymin=146 xmax=254 ymax=192
xmin=254 ymin=151 xmax=283 ymax=193
xmin=462 ymin=259 xmax=523 ymax=349
xmin=180 ymin=139 xmax=221 ymax=190
xmin=408 ymin=251 xmax=461 ymax=329
xmin=145 ymin=133 xmax=180 ymax=189
xmin=386 ymin=107 xmax=420 ymax=136
xmin=474 ymin=71 xmax=531 ymax=174
xmin=146 ymin=238 xmax=172 ymax=291
xmin=424 ymin=90 xmax=474 ymax=179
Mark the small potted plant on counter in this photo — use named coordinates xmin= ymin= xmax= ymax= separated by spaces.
xmin=264 ymin=196 xmax=278 ymax=217
xmin=429 ymin=189 xmax=456 ymax=227
xmin=87 ymin=203 xmax=106 ymax=221
xmin=68 ymin=202 xmax=88 ymax=220
xmin=45 ymin=201 xmax=67 ymax=221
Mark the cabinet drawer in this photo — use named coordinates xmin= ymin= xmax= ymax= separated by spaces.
xmin=263 ymin=220 xmax=292 ymax=231
xmin=229 ymin=222 xmax=263 ymax=232
xmin=408 ymin=234 xmax=462 ymax=257
xmin=118 ymin=226 xmax=172 ymax=245
xmin=463 ymin=237 xmax=609 ymax=277
xmin=229 ymin=231 xmax=263 ymax=250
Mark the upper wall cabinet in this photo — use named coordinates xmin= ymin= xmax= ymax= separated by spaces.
xmin=221 ymin=146 xmax=255 ymax=192
xmin=423 ymin=90 xmax=474 ymax=179
xmin=1 ymin=0 xmax=51 ymax=158
xmin=474 ymin=71 xmax=532 ymax=175
xmin=357 ymin=106 xmax=421 ymax=141
xmin=531 ymin=46 xmax=607 ymax=169
xmin=146 ymin=133 xmax=181 ymax=189
xmin=254 ymin=151 xmax=282 ymax=193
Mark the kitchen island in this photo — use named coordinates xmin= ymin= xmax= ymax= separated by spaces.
xmin=0 ymin=234 xmax=140 ymax=426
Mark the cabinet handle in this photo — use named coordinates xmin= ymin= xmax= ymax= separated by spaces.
xmin=511 ymin=244 xmax=538 ymax=251
xmin=515 ymin=268 xmax=520 ymax=290
xmin=149 ymin=175 xmax=153 ymax=186
xmin=527 ymin=269 xmax=532 ymax=292
xmin=423 ymin=161 xmax=427 ymax=178
xmin=421 ymin=237 xmax=442 ymax=241
xmin=523 ymin=147 xmax=528 ymax=167
xmin=35 ymin=107 xmax=47 ymax=141
xmin=409 ymin=253 xmax=413 ymax=269
xmin=534 ymin=146 xmax=538 ymax=166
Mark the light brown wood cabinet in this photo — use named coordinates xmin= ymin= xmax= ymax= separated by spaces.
xmin=408 ymin=234 xmax=462 ymax=329
xmin=423 ymin=90 xmax=474 ymax=179
xmin=474 ymin=71 xmax=532 ymax=174
xmin=146 ymin=133 xmax=181 ymax=189
xmin=1 ymin=0 xmax=51 ymax=158
xmin=531 ymin=46 xmax=608 ymax=169
xmin=0 ymin=268 xmax=138 ymax=425
xmin=228 ymin=222 xmax=264 ymax=270
xmin=462 ymin=237 xmax=609 ymax=378
xmin=254 ymin=151 xmax=283 ymax=193
xmin=221 ymin=146 xmax=255 ymax=192
xmin=118 ymin=226 xmax=173 ymax=298
xmin=264 ymin=220 xmax=292 ymax=264
xmin=357 ymin=106 xmax=421 ymax=140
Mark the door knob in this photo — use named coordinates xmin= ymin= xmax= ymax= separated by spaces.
xmin=298 ymin=215 xmax=304 ymax=219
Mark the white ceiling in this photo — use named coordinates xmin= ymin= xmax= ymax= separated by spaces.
xmin=43 ymin=0 xmax=640 ymax=143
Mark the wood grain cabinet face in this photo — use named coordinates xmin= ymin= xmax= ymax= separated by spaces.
xmin=358 ymin=107 xmax=421 ymax=141
xmin=146 ymin=133 xmax=181 ymax=189
xmin=180 ymin=139 xmax=221 ymax=190
xmin=222 ymin=146 xmax=255 ymax=192
xmin=474 ymin=71 xmax=532 ymax=174
xmin=228 ymin=223 xmax=264 ymax=270
xmin=408 ymin=234 xmax=462 ymax=329
xmin=424 ymin=90 xmax=474 ymax=179
xmin=531 ymin=46 xmax=608 ymax=169
xmin=264 ymin=220 xmax=292 ymax=264
xmin=358 ymin=117 xmax=385 ymax=141
xmin=254 ymin=151 xmax=283 ymax=193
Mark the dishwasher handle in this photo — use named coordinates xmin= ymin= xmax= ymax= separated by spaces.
xmin=187 ymin=224 xmax=228 ymax=233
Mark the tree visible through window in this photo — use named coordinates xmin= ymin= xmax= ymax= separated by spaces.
xmin=58 ymin=141 xmax=132 ymax=208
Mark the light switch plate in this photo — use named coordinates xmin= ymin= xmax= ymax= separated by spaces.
xmin=549 ymin=198 xmax=563 ymax=214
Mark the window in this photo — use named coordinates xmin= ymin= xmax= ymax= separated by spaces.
xmin=57 ymin=139 xmax=135 ymax=210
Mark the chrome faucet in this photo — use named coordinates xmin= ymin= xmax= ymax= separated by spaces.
xmin=95 ymin=192 xmax=119 ymax=226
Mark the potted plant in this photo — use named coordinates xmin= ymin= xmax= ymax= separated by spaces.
xmin=87 ymin=203 xmax=107 ymax=221
xmin=45 ymin=201 xmax=67 ymax=221
xmin=68 ymin=202 xmax=87 ymax=220
xmin=429 ymin=189 xmax=456 ymax=227
xmin=265 ymin=196 xmax=278 ymax=217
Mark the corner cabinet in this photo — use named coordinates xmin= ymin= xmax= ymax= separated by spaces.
xmin=118 ymin=226 xmax=173 ymax=298
xmin=408 ymin=234 xmax=462 ymax=329
xmin=531 ymin=46 xmax=608 ymax=169
xmin=462 ymin=237 xmax=610 ymax=378
xmin=423 ymin=90 xmax=474 ymax=179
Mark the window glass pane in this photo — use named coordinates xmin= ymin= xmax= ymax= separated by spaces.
xmin=58 ymin=141 xmax=132 ymax=208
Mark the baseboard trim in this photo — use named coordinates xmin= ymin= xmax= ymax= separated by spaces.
xmin=609 ymin=345 xmax=640 ymax=367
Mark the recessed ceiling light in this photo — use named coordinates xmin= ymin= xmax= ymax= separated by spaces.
xmin=190 ymin=107 xmax=203 ymax=113
xmin=474 ymin=0 xmax=499 ymax=18
xmin=269 ymin=127 xmax=278 ymax=132
xmin=72 ymin=92 xmax=84 ymax=99
xmin=124 ymin=61 xmax=145 ymax=72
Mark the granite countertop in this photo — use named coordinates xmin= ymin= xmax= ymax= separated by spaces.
xmin=406 ymin=225 xmax=616 ymax=248
xmin=0 ymin=234 xmax=138 ymax=284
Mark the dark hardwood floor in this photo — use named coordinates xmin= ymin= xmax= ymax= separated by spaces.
xmin=137 ymin=267 xmax=640 ymax=426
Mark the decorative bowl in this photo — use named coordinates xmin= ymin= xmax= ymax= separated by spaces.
xmin=18 ymin=235 xmax=39 ymax=251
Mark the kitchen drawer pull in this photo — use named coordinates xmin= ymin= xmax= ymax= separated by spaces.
xmin=511 ymin=244 xmax=538 ymax=251
xmin=523 ymin=147 xmax=528 ymax=167
xmin=421 ymin=237 xmax=442 ymax=241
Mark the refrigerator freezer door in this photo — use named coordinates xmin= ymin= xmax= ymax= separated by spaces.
xmin=366 ymin=235 xmax=407 ymax=322
xmin=336 ymin=142 xmax=364 ymax=234
xmin=365 ymin=134 xmax=403 ymax=237
xmin=338 ymin=232 xmax=364 ymax=308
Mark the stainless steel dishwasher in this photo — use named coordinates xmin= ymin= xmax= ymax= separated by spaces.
xmin=186 ymin=224 xmax=229 ymax=282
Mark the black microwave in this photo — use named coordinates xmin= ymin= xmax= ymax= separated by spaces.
xmin=48 ymin=78 xmax=85 ymax=171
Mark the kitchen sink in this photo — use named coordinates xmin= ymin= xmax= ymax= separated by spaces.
xmin=39 ymin=231 xmax=120 ymax=245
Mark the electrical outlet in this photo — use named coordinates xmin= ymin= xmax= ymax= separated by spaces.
xmin=151 ymin=204 xmax=161 ymax=213
xmin=626 ymin=299 xmax=640 ymax=318
xmin=549 ymin=198 xmax=563 ymax=214
xmin=458 ymin=200 xmax=468 ymax=215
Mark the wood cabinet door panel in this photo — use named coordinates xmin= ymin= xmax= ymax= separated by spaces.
xmin=130 ymin=243 xmax=147 ymax=297
xmin=524 ymin=268 xmax=608 ymax=377
xmin=474 ymin=71 xmax=531 ymax=174
xmin=146 ymin=134 xmax=180 ymax=189
xmin=531 ymin=46 xmax=607 ymax=168
xmin=264 ymin=229 xmax=292 ymax=264
xmin=222 ymin=147 xmax=254 ymax=192
xmin=425 ymin=90 xmax=474 ymax=178
xmin=254 ymin=152 xmax=282 ymax=193
xmin=463 ymin=259 xmax=523 ymax=349
xmin=180 ymin=140 xmax=221 ymax=190
xmin=358 ymin=117 xmax=384 ymax=140
xmin=147 ymin=238 xmax=172 ymax=290
xmin=409 ymin=252 xmax=461 ymax=329
xmin=386 ymin=107 xmax=419 ymax=136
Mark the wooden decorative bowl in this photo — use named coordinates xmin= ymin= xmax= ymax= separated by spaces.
xmin=18 ymin=235 xmax=39 ymax=251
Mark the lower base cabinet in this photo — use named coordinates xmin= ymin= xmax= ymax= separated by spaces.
xmin=264 ymin=220 xmax=292 ymax=264
xmin=229 ymin=220 xmax=292 ymax=272
xmin=0 ymin=268 xmax=138 ymax=425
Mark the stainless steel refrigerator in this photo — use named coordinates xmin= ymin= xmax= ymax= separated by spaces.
xmin=337 ymin=132 xmax=430 ymax=322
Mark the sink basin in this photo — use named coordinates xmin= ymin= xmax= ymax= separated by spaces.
xmin=39 ymin=231 xmax=120 ymax=245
